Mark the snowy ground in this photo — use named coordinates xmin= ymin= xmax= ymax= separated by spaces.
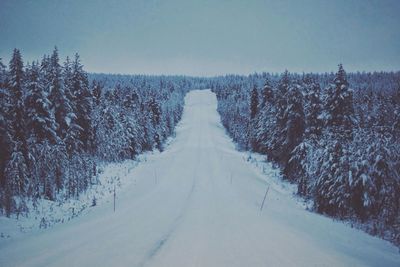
xmin=0 ymin=90 xmax=399 ymax=267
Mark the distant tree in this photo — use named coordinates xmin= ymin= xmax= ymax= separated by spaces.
xmin=92 ymin=80 xmax=102 ymax=106
xmin=0 ymin=58 xmax=7 ymax=88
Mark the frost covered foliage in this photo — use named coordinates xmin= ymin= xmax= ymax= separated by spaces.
xmin=0 ymin=48 xmax=198 ymax=217
xmin=212 ymin=66 xmax=400 ymax=245
xmin=89 ymin=74 xmax=201 ymax=160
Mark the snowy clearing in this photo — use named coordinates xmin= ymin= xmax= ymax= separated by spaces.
xmin=0 ymin=89 xmax=399 ymax=267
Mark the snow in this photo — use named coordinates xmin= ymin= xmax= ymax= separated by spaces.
xmin=0 ymin=89 xmax=399 ymax=267
xmin=0 ymin=158 xmax=143 ymax=237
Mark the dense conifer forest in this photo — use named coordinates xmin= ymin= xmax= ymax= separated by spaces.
xmin=0 ymin=48 xmax=206 ymax=217
xmin=212 ymin=66 xmax=400 ymax=245
xmin=1 ymin=47 xmax=399 ymax=246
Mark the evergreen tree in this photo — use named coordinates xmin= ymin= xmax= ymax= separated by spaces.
xmin=8 ymin=49 xmax=28 ymax=157
xmin=48 ymin=47 xmax=73 ymax=140
xmin=62 ymin=56 xmax=83 ymax=156
xmin=250 ymin=85 xmax=258 ymax=119
xmin=324 ymin=64 xmax=355 ymax=139
xmin=260 ymin=79 xmax=273 ymax=108
xmin=276 ymin=71 xmax=290 ymax=126
xmin=248 ymin=85 xmax=259 ymax=150
xmin=270 ymin=71 xmax=291 ymax=160
xmin=282 ymin=83 xmax=305 ymax=157
xmin=304 ymin=78 xmax=323 ymax=137
xmin=71 ymin=53 xmax=93 ymax=152
xmin=92 ymin=80 xmax=102 ymax=106
xmin=285 ymin=141 xmax=309 ymax=194
xmin=254 ymin=80 xmax=275 ymax=153
xmin=25 ymin=61 xmax=57 ymax=143
xmin=6 ymin=49 xmax=30 ymax=210
xmin=368 ymin=138 xmax=399 ymax=224
xmin=0 ymin=58 xmax=7 ymax=88
xmin=315 ymin=140 xmax=350 ymax=217
xmin=0 ymin=63 xmax=14 ymax=213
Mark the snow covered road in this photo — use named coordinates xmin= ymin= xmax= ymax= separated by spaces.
xmin=1 ymin=90 xmax=399 ymax=267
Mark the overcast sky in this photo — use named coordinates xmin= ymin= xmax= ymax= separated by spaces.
xmin=1 ymin=0 xmax=399 ymax=76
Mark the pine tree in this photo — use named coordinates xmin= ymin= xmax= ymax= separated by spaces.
xmin=60 ymin=56 xmax=82 ymax=156
xmin=71 ymin=53 xmax=93 ymax=152
xmin=6 ymin=49 xmax=30 ymax=208
xmin=260 ymin=79 xmax=273 ymax=108
xmin=92 ymin=80 xmax=102 ymax=106
xmin=0 ymin=62 xmax=14 ymax=213
xmin=146 ymin=96 xmax=162 ymax=151
xmin=8 ymin=49 xmax=28 ymax=157
xmin=285 ymin=141 xmax=310 ymax=195
xmin=250 ymin=85 xmax=259 ymax=119
xmin=25 ymin=61 xmax=57 ymax=143
xmin=254 ymin=80 xmax=275 ymax=153
xmin=276 ymin=71 xmax=290 ymax=126
xmin=282 ymin=83 xmax=305 ymax=156
xmin=324 ymin=64 xmax=355 ymax=140
xmin=0 ymin=58 xmax=7 ymax=88
xmin=270 ymin=71 xmax=291 ymax=160
xmin=248 ymin=85 xmax=259 ymax=150
xmin=315 ymin=140 xmax=350 ymax=217
xmin=368 ymin=138 xmax=399 ymax=224
xmin=47 ymin=47 xmax=72 ymax=140
xmin=304 ymin=78 xmax=323 ymax=137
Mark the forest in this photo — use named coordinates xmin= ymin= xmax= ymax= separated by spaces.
xmin=1 ymin=48 xmax=399 ymax=246
xmin=212 ymin=66 xmax=400 ymax=245
xmin=0 ymin=48 xmax=206 ymax=217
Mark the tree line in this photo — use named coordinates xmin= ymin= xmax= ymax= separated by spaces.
xmin=212 ymin=66 xmax=400 ymax=245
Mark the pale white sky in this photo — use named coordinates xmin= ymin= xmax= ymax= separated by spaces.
xmin=1 ymin=0 xmax=399 ymax=76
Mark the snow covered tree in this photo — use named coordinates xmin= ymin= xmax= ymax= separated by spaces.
xmin=3 ymin=142 xmax=29 ymax=215
xmin=0 ymin=58 xmax=7 ymax=88
xmin=5 ymin=49 xmax=30 ymax=210
xmin=0 ymin=63 xmax=14 ymax=215
xmin=1 ymin=48 xmax=190 ymax=216
xmin=250 ymin=85 xmax=259 ymax=119
xmin=314 ymin=140 xmax=351 ymax=217
xmin=71 ymin=53 xmax=93 ymax=152
xmin=324 ymin=64 xmax=355 ymax=140
xmin=367 ymin=138 xmax=399 ymax=224
xmin=304 ymin=78 xmax=323 ymax=137
xmin=8 ymin=49 xmax=29 ymax=157
xmin=254 ymin=80 xmax=275 ymax=153
xmin=285 ymin=141 xmax=310 ymax=194
xmin=281 ymin=83 xmax=305 ymax=161
xmin=392 ymin=88 xmax=400 ymax=134
xmin=248 ymin=85 xmax=259 ymax=150
xmin=92 ymin=80 xmax=102 ymax=106
xmin=62 ymin=56 xmax=83 ymax=156
xmin=46 ymin=48 xmax=72 ymax=141
xmin=25 ymin=61 xmax=58 ymax=143
xmin=276 ymin=71 xmax=290 ymax=126
xmin=260 ymin=79 xmax=273 ymax=108
xmin=211 ymin=69 xmax=400 ymax=244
